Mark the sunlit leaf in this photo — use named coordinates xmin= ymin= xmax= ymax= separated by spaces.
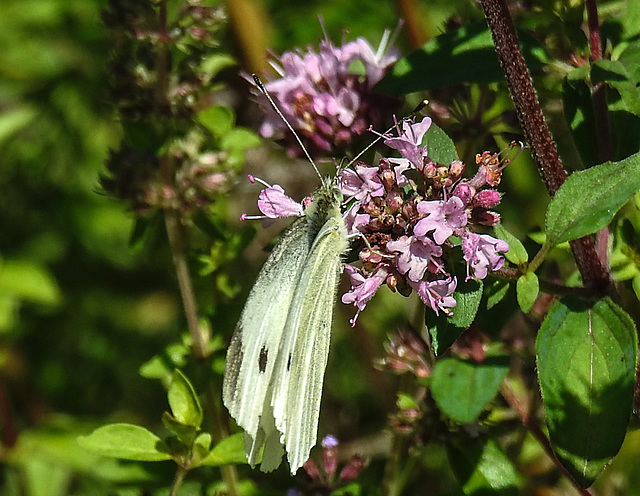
xmin=199 ymin=433 xmax=248 ymax=467
xmin=545 ymin=151 xmax=640 ymax=245
xmin=78 ymin=424 xmax=171 ymax=462
xmin=426 ymin=279 xmax=483 ymax=355
xmin=167 ymin=369 xmax=203 ymax=428
xmin=494 ymin=224 xmax=528 ymax=265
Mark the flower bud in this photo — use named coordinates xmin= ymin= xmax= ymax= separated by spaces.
xmin=472 ymin=189 xmax=501 ymax=208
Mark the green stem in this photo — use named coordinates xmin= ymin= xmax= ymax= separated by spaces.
xmin=164 ymin=210 xmax=240 ymax=496
xmin=168 ymin=465 xmax=188 ymax=496
xmin=381 ymin=413 xmax=408 ymax=496
xmin=527 ymin=243 xmax=551 ymax=274
xmin=381 ymin=370 xmax=415 ymax=496
xmin=164 ymin=211 xmax=207 ymax=359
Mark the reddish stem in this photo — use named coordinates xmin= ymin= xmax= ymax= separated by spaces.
xmin=479 ymin=0 xmax=612 ymax=291
xmin=586 ymin=0 xmax=612 ymax=164
xmin=501 ymin=382 xmax=596 ymax=496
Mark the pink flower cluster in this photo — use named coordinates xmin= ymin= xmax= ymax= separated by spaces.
xmin=255 ymin=31 xmax=400 ymax=158
xmin=248 ymin=117 xmax=510 ymax=323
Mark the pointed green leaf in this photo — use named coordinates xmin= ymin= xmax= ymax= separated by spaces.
xmin=493 ymin=224 xmax=528 ymax=265
xmin=199 ymin=433 xmax=248 ymax=467
xmin=516 ymin=272 xmax=538 ymax=313
xmin=220 ymin=128 xmax=261 ymax=153
xmin=545 ymin=152 xmax=640 ymax=246
xmin=447 ymin=438 xmax=521 ymax=495
xmin=78 ymin=424 xmax=171 ymax=461
xmin=426 ymin=279 xmax=483 ymax=355
xmin=168 ymin=370 xmax=203 ymax=428
xmin=536 ymin=297 xmax=638 ymax=487
xmin=423 ymin=123 xmax=459 ymax=165
xmin=431 ymin=355 xmax=510 ymax=423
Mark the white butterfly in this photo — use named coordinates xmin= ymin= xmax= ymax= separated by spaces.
xmin=223 ymin=175 xmax=349 ymax=474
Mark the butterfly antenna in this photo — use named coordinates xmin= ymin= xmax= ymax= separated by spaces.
xmin=252 ymin=74 xmax=323 ymax=180
xmin=344 ymin=99 xmax=429 ymax=170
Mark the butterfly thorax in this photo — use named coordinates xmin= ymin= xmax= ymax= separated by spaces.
xmin=303 ymin=178 xmax=343 ymax=241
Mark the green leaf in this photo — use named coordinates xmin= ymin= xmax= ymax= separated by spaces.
xmin=621 ymin=0 xmax=640 ymax=38
xmin=197 ymin=106 xmax=234 ymax=138
xmin=536 ymin=297 xmax=638 ymax=487
xmin=447 ymin=438 xmax=521 ymax=495
xmin=423 ymin=123 xmax=459 ymax=165
xmin=22 ymin=457 xmax=69 ymax=496
xmin=0 ymin=259 xmax=61 ymax=305
xmin=426 ymin=278 xmax=483 ymax=355
xmin=192 ymin=432 xmax=212 ymax=463
xmin=493 ymin=224 xmax=528 ymax=265
xmin=633 ymin=273 xmax=640 ymax=301
xmin=200 ymin=53 xmax=236 ymax=79
xmin=77 ymin=424 xmax=171 ymax=462
xmin=593 ymin=58 xmax=640 ymax=117
xmin=199 ymin=433 xmax=248 ymax=467
xmin=484 ymin=279 xmax=510 ymax=310
xmin=162 ymin=412 xmax=199 ymax=446
xmin=545 ymin=151 xmax=640 ymax=246
xmin=377 ymin=22 xmax=547 ymax=95
xmin=397 ymin=392 xmax=420 ymax=411
xmin=220 ymin=127 xmax=261 ymax=153
xmin=431 ymin=355 xmax=510 ymax=424
xmin=168 ymin=369 xmax=203 ymax=428
xmin=516 ymin=272 xmax=538 ymax=313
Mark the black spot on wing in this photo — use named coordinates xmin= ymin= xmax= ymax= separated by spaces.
xmin=259 ymin=345 xmax=268 ymax=373
xmin=287 ymin=352 xmax=292 ymax=371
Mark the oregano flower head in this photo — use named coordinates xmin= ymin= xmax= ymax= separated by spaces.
xmin=254 ymin=31 xmax=401 ymax=158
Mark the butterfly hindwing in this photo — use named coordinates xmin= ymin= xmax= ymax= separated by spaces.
xmin=223 ymin=217 xmax=311 ymax=468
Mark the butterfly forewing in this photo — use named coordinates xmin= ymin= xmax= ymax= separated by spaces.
xmin=278 ymin=212 xmax=348 ymax=473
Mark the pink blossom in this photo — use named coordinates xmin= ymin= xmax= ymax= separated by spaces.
xmin=414 ymin=197 xmax=468 ymax=245
xmin=338 ymin=165 xmax=385 ymax=201
xmin=387 ymin=236 xmax=443 ymax=282
xmin=254 ymin=32 xmax=400 ymax=158
xmin=461 ymin=232 xmax=509 ymax=280
xmin=257 ymin=185 xmax=303 ymax=219
xmin=343 ymin=205 xmax=371 ymax=234
xmin=342 ymin=265 xmax=388 ymax=322
xmin=410 ymin=277 xmax=457 ymax=316
xmin=384 ymin=117 xmax=432 ymax=170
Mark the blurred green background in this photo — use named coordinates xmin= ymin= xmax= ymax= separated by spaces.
xmin=2 ymin=0 xmax=637 ymax=494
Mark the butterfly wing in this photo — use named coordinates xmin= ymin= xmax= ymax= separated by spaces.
xmin=271 ymin=210 xmax=349 ymax=473
xmin=223 ymin=217 xmax=310 ymax=469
